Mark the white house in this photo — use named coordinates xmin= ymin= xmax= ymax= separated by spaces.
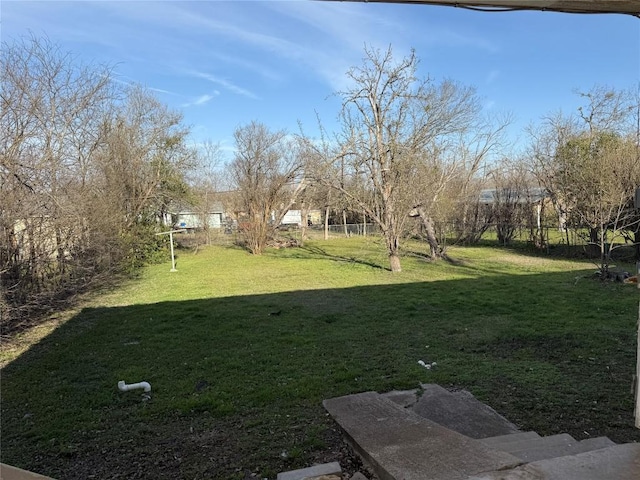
xmin=167 ymin=202 xmax=226 ymax=230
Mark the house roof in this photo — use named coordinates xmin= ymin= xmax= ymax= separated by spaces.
xmin=321 ymin=1 xmax=640 ymax=16
xmin=480 ymin=187 xmax=548 ymax=204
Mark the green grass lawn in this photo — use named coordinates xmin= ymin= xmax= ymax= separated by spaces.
xmin=2 ymin=237 xmax=639 ymax=479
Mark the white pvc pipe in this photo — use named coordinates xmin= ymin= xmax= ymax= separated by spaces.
xmin=118 ymin=380 xmax=151 ymax=393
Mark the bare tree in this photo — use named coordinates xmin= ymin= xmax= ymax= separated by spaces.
xmin=322 ymin=46 xmax=429 ymax=271
xmin=185 ymin=140 xmax=227 ymax=244
xmin=489 ymin=159 xmax=534 ymax=246
xmin=89 ymin=85 xmax=195 ymax=273
xmin=231 ymin=121 xmax=306 ymax=254
xmin=1 ymin=36 xmax=194 ymax=332
xmin=1 ymin=35 xmax=116 ymax=330
xmin=530 ymin=86 xmax=640 ymax=274
xmin=98 ymin=85 xmax=193 ymax=227
xmin=320 ymin=45 xmax=504 ymax=270
xmin=411 ymin=108 xmax=509 ymax=259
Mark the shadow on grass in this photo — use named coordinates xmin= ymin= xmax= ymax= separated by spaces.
xmin=404 ymin=249 xmax=469 ymax=267
xmin=2 ymin=270 xmax=639 ymax=479
xmin=296 ymin=244 xmax=389 ymax=270
xmin=468 ymin=238 xmax=639 ymax=267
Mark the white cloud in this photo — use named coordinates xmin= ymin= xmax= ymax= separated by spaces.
xmin=189 ymin=71 xmax=258 ymax=99
xmin=194 ymin=94 xmax=214 ymax=105
xmin=112 ymin=73 xmax=181 ymax=97
xmin=89 ymin=1 xmax=384 ymax=91
xmin=4 ymin=1 xmax=497 ymax=97
xmin=204 ymin=51 xmax=283 ymax=83
xmin=149 ymin=86 xmax=179 ymax=96
xmin=183 ymin=89 xmax=228 ymax=108
xmin=181 ymin=93 xmax=219 ymax=108
xmin=248 ymin=2 xmax=497 ymax=90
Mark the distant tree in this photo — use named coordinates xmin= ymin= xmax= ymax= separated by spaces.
xmin=322 ymin=46 xmax=431 ymax=271
xmin=95 ymin=85 xmax=195 ymax=269
xmin=230 ymin=121 xmax=306 ymax=254
xmin=0 ymin=35 xmax=194 ymax=331
xmin=319 ymin=45 xmax=505 ymax=270
xmin=489 ymin=159 xmax=534 ymax=246
xmin=451 ymin=193 xmax=493 ymax=245
xmin=530 ymin=86 xmax=640 ymax=273
xmin=1 ymin=35 xmax=116 ymax=329
xmin=410 ymin=109 xmax=510 ymax=259
xmin=185 ymin=140 xmax=226 ymax=244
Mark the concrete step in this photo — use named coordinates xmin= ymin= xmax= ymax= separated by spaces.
xmin=383 ymin=384 xmax=521 ymax=440
xmin=323 ymin=391 xmax=522 ymax=480
xmin=529 ymin=436 xmax=617 ymax=463
xmin=481 ymin=433 xmax=575 ymax=456
xmin=467 ymin=442 xmax=640 ymax=479
xmin=0 ymin=464 xmax=55 ymax=480
xmin=577 ymin=436 xmax=616 ymax=450
xmin=408 ymin=384 xmax=521 ymax=439
xmin=481 ymin=433 xmax=617 ymax=463
xmin=381 ymin=388 xmax=421 ymax=409
xmin=277 ymin=462 xmax=342 ymax=480
xmin=479 ymin=431 xmax=542 ymax=449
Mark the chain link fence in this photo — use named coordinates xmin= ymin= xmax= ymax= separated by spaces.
xmin=174 ymin=221 xmax=637 ymax=262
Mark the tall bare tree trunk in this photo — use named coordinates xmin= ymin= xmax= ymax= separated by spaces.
xmin=389 ymin=253 xmax=401 ymax=272
xmin=362 ymin=210 xmax=367 ymax=236
xmin=385 ymin=228 xmax=402 ymax=272
xmin=417 ymin=206 xmax=444 ymax=260
xmin=300 ymin=203 xmax=309 ymax=245
xmin=324 ymin=206 xmax=330 ymax=240
xmin=384 ymin=203 xmax=402 ymax=272
xmin=343 ymin=210 xmax=348 ymax=237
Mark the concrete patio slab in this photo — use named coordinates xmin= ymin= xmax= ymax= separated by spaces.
xmin=323 ymin=391 xmax=522 ymax=480
xmin=0 ymin=464 xmax=55 ymax=480
xmin=468 ymin=442 xmax=640 ymax=480
xmin=479 ymin=432 xmax=542 ymax=449
xmin=277 ymin=462 xmax=342 ymax=480
xmin=480 ymin=433 xmax=617 ymax=463
xmin=412 ymin=384 xmax=521 ymax=439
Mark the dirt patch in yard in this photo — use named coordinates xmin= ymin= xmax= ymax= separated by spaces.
xmin=4 ymin=413 xmax=366 ymax=480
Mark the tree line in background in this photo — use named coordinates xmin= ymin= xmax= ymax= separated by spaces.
xmin=2 ymin=37 xmax=639 ymax=332
xmin=529 ymin=86 xmax=640 ymax=274
xmin=1 ymin=36 xmax=195 ymax=333
xmin=225 ymin=46 xmax=640 ymax=273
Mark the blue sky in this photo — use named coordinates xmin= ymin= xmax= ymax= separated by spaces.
xmin=3 ymin=1 xmax=639 ymax=156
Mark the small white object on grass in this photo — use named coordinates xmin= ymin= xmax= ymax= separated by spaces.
xmin=118 ymin=380 xmax=151 ymax=393
xmin=418 ymin=360 xmax=437 ymax=370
